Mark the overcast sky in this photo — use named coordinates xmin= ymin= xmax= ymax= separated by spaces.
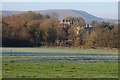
xmin=2 ymin=2 xmax=118 ymax=19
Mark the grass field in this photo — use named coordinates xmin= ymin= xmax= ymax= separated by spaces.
xmin=2 ymin=62 xmax=118 ymax=78
xmin=2 ymin=47 xmax=119 ymax=78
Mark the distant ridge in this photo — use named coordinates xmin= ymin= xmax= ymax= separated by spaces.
xmin=2 ymin=9 xmax=116 ymax=23
xmin=36 ymin=9 xmax=104 ymax=23
xmin=2 ymin=11 xmax=24 ymax=16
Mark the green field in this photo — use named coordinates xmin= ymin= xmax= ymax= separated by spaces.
xmin=2 ymin=48 xmax=119 ymax=78
xmin=2 ymin=62 xmax=118 ymax=78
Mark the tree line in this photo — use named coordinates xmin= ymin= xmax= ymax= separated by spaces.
xmin=2 ymin=11 xmax=119 ymax=48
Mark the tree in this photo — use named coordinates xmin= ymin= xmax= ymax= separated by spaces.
xmin=50 ymin=12 xmax=59 ymax=20
xmin=100 ymin=22 xmax=113 ymax=30
xmin=85 ymin=31 xmax=98 ymax=48
xmin=72 ymin=18 xmax=85 ymax=46
xmin=77 ymin=17 xmax=85 ymax=27
xmin=85 ymin=24 xmax=118 ymax=49
xmin=27 ymin=20 xmax=43 ymax=46
xmin=40 ymin=18 xmax=59 ymax=46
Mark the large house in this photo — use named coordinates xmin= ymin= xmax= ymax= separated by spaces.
xmin=56 ymin=18 xmax=94 ymax=46
xmin=58 ymin=18 xmax=93 ymax=35
xmin=58 ymin=19 xmax=72 ymax=28
xmin=85 ymin=24 xmax=93 ymax=34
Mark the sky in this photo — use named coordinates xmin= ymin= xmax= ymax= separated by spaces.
xmin=1 ymin=2 xmax=118 ymax=19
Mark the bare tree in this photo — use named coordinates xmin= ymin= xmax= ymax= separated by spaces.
xmin=51 ymin=12 xmax=59 ymax=20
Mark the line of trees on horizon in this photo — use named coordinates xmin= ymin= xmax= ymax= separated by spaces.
xmin=2 ymin=11 xmax=119 ymax=49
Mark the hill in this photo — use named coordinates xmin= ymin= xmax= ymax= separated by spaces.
xmin=2 ymin=9 xmax=117 ymax=23
xmin=36 ymin=9 xmax=104 ymax=23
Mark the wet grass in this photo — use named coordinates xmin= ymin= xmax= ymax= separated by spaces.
xmin=2 ymin=48 xmax=118 ymax=78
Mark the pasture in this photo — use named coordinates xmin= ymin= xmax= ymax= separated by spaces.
xmin=2 ymin=47 xmax=119 ymax=78
xmin=2 ymin=62 xmax=118 ymax=78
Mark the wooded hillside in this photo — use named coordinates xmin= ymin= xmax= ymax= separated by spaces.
xmin=2 ymin=11 xmax=119 ymax=48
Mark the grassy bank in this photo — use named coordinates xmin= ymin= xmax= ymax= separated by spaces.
xmin=2 ymin=62 xmax=118 ymax=78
